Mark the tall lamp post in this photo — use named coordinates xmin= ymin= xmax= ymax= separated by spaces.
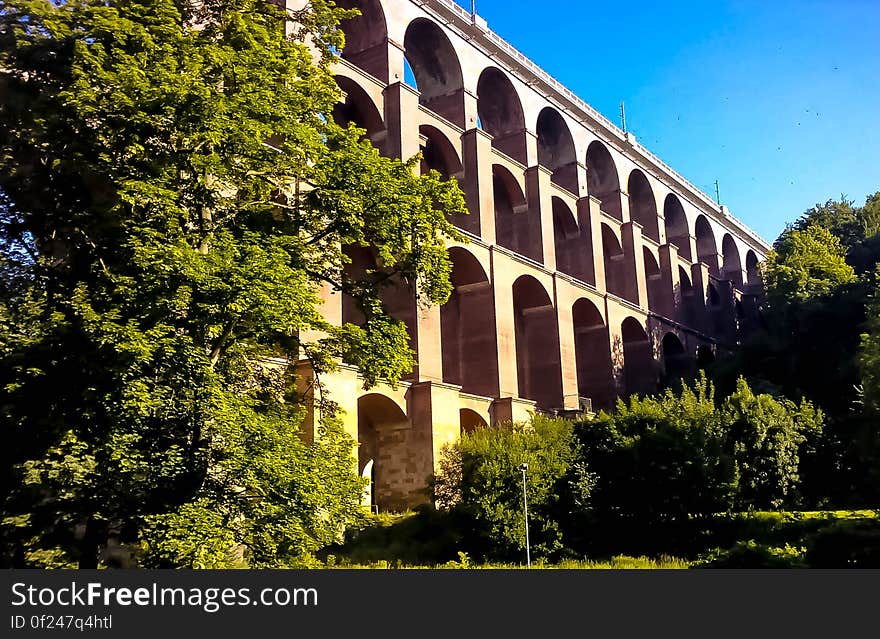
xmin=520 ymin=463 xmax=531 ymax=569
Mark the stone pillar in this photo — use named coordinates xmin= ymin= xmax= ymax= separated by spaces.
xmin=658 ymin=243 xmax=680 ymax=320
xmin=525 ymin=165 xmax=555 ymax=271
xmin=461 ymin=128 xmax=496 ymax=243
xmin=618 ymin=188 xmax=631 ymax=223
xmin=621 ymin=221 xmax=648 ymax=309
xmin=463 ymin=89 xmax=480 ymax=133
xmin=415 ymin=303 xmax=443 ymax=383
xmin=298 ymin=279 xmax=342 ymax=360
xmin=384 ymin=81 xmax=421 ymax=162
xmin=490 ymin=250 xmax=520 ymax=399
xmin=580 ymin=196 xmax=606 ymax=291
xmin=554 ymin=280 xmax=581 ymax=411
xmin=574 ymin=162 xmax=589 ymax=199
xmin=524 ymin=130 xmax=539 ymax=169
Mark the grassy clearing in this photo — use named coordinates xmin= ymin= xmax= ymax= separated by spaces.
xmin=324 ymin=554 xmax=690 ymax=570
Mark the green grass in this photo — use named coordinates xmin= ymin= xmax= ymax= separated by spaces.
xmin=323 ymin=554 xmax=690 ymax=569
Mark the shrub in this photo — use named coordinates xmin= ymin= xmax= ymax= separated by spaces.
xmin=576 ymin=375 xmax=737 ymax=523
xmin=434 ymin=415 xmax=591 ymax=561
xmin=724 ymin=378 xmax=824 ymax=509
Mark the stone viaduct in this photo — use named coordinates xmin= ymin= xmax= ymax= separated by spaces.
xmin=291 ymin=0 xmax=770 ymax=511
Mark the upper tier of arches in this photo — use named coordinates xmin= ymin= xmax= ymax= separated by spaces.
xmin=332 ymin=0 xmax=764 ymax=293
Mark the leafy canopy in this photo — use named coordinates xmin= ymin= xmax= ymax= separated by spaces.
xmin=0 ymin=0 xmax=467 ymax=567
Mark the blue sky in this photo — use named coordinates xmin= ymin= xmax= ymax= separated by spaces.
xmin=453 ymin=0 xmax=880 ymax=243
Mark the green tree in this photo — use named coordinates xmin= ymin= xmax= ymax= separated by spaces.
xmin=578 ymin=375 xmax=736 ymax=523
xmin=860 ymin=272 xmax=880 ymax=413
xmin=763 ymin=225 xmax=856 ymax=306
xmin=0 ymin=0 xmax=466 ymax=567
xmin=723 ymin=378 xmax=823 ymax=509
xmin=434 ymin=416 xmax=590 ymax=561
xmin=793 ymin=196 xmax=862 ymax=248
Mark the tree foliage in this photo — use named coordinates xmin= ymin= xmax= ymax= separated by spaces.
xmin=0 ymin=0 xmax=466 ymax=567
xmin=579 ymin=375 xmax=823 ymax=520
xmin=434 ymin=416 xmax=591 ymax=561
xmin=860 ymin=272 xmax=880 ymax=414
xmin=763 ymin=225 xmax=855 ymax=306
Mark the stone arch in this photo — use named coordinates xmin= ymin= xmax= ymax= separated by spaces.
xmin=572 ymin=298 xmax=616 ymax=411
xmin=494 ymin=164 xmax=542 ymax=262
xmin=586 ymin=141 xmax=622 ymax=221
xmin=342 ymin=245 xmax=417 ymax=377
xmin=602 ymin=223 xmax=633 ymax=302
xmin=441 ymin=247 xmax=499 ymax=397
xmin=333 ymin=76 xmax=385 ymax=149
xmin=404 ymin=18 xmax=465 ymax=127
xmin=746 ymin=250 xmax=762 ymax=289
xmin=553 ymin=197 xmax=589 ymax=281
xmin=664 ymin=194 xmax=691 ymax=260
xmin=357 ymin=392 xmax=415 ymax=512
xmin=419 ymin=125 xmax=461 ymax=180
xmin=477 ymin=67 xmax=527 ymax=164
xmin=628 ymin=170 xmax=660 ymax=242
xmin=695 ymin=215 xmax=719 ymax=275
xmin=537 ymin=107 xmax=578 ymax=193
xmin=512 ymin=275 xmax=563 ymax=410
xmin=460 ymin=408 xmax=488 ymax=435
xmin=336 ymin=0 xmax=389 ymax=82
xmin=661 ymin=332 xmax=690 ymax=383
xmin=721 ymin=234 xmax=743 ymax=287
xmin=643 ymin=247 xmax=667 ymax=314
xmin=621 ymin=317 xmax=656 ymax=397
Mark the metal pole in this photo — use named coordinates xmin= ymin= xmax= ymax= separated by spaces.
xmin=521 ymin=463 xmax=531 ymax=569
xmin=471 ymin=0 xmax=476 ymax=15
xmin=620 ymin=101 xmax=627 ymax=134
xmin=714 ymin=180 xmax=721 ymax=205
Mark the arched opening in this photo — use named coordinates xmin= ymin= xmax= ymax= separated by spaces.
xmin=746 ymin=250 xmax=761 ymax=289
xmin=512 ymin=276 xmax=563 ymax=410
xmin=572 ymin=299 xmax=616 ymax=411
xmin=537 ymin=107 xmax=578 ymax=193
xmin=628 ymin=170 xmax=659 ymax=242
xmin=677 ymin=266 xmax=697 ymax=326
xmin=358 ymin=393 xmax=416 ymax=512
xmin=621 ymin=317 xmax=656 ymax=397
xmin=663 ymin=194 xmax=691 ymax=260
xmin=721 ymin=234 xmax=743 ymax=288
xmin=661 ymin=332 xmax=690 ymax=384
xmin=586 ymin=141 xmax=622 ymax=220
xmin=695 ymin=215 xmax=719 ymax=275
xmin=342 ymin=245 xmax=417 ymax=378
xmin=336 ymin=0 xmax=389 ymax=82
xmin=333 ymin=76 xmax=386 ymax=151
xmin=460 ymin=409 xmax=488 ymax=435
xmin=440 ymin=248 xmax=499 ymax=397
xmin=602 ymin=223 xmax=634 ymax=303
xmin=643 ymin=247 xmax=666 ymax=314
xmin=419 ymin=125 xmax=472 ymax=233
xmin=404 ymin=18 xmax=465 ymax=127
xmin=494 ymin=165 xmax=542 ymax=262
xmin=696 ymin=345 xmax=715 ymax=370
xmin=553 ymin=197 xmax=589 ymax=281
xmin=477 ymin=67 xmax=527 ymax=164
xmin=419 ymin=125 xmax=461 ymax=180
